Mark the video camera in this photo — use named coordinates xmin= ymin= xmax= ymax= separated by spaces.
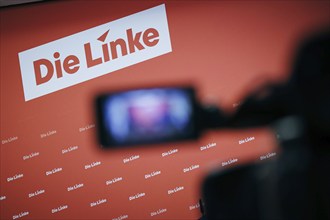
xmin=95 ymin=86 xmax=222 ymax=147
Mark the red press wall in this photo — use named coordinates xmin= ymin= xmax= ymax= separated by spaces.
xmin=1 ymin=1 xmax=329 ymax=219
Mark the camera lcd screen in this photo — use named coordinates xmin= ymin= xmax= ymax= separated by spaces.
xmin=96 ymin=87 xmax=199 ymax=147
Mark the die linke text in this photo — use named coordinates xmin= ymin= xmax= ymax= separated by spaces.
xmin=33 ymin=28 xmax=159 ymax=85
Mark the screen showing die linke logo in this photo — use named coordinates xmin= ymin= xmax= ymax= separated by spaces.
xmin=18 ymin=4 xmax=172 ymax=101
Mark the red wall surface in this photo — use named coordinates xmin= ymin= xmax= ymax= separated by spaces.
xmin=1 ymin=1 xmax=329 ymax=219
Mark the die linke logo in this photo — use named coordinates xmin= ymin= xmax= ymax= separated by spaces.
xmin=18 ymin=4 xmax=172 ymax=101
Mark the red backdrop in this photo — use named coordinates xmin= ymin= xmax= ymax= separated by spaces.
xmin=1 ymin=1 xmax=329 ymax=219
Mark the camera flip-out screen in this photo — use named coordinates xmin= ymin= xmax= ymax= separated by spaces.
xmin=96 ymin=87 xmax=199 ymax=147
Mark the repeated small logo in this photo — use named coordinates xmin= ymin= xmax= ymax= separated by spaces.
xmin=260 ymin=152 xmax=277 ymax=160
xmin=112 ymin=215 xmax=128 ymax=220
xmin=145 ymin=170 xmax=161 ymax=179
xmin=45 ymin=167 xmax=62 ymax=176
xmin=62 ymin=145 xmax=79 ymax=154
xmin=40 ymin=130 xmax=57 ymax=139
xmin=150 ymin=208 xmax=167 ymax=217
xmin=222 ymin=158 xmax=238 ymax=167
xmin=200 ymin=142 xmax=216 ymax=151
xmin=90 ymin=198 xmax=107 ymax=207
xmin=79 ymin=124 xmax=95 ymax=132
xmin=84 ymin=161 xmax=101 ymax=170
xmin=239 ymin=136 xmax=255 ymax=144
xmin=12 ymin=211 xmax=29 ymax=220
xmin=129 ymin=192 xmax=145 ymax=201
xmin=67 ymin=183 xmax=84 ymax=192
xmin=23 ymin=152 xmax=40 ymax=160
xmin=7 ymin=173 xmax=24 ymax=182
xmin=161 ymin=148 xmax=178 ymax=157
xmin=51 ymin=205 xmax=68 ymax=214
xmin=0 ymin=195 xmax=6 ymax=201
xmin=106 ymin=177 xmax=123 ymax=186
xmin=28 ymin=189 xmax=45 ymax=198
xmin=1 ymin=136 xmax=18 ymax=145
xmin=123 ymin=155 xmax=140 ymax=164
xmin=168 ymin=186 xmax=184 ymax=195
xmin=183 ymin=164 xmax=199 ymax=173
xmin=189 ymin=202 xmax=200 ymax=211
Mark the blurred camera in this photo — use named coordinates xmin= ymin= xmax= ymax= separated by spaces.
xmin=95 ymin=86 xmax=201 ymax=147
